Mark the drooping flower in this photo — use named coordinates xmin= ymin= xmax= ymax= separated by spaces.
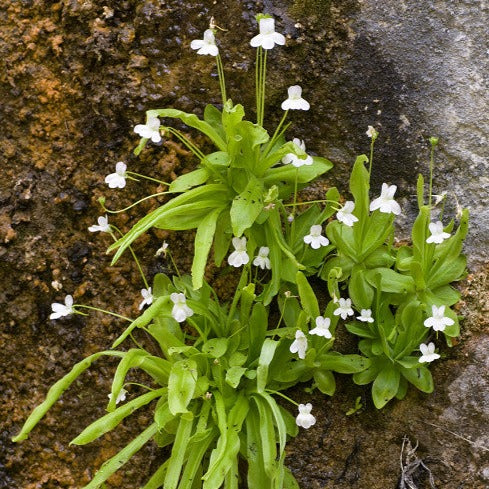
xmin=423 ymin=305 xmax=454 ymax=332
xmin=303 ymin=225 xmax=329 ymax=249
xmin=138 ymin=287 xmax=153 ymax=310
xmin=281 ymin=85 xmax=310 ymax=111
xmin=228 ymin=237 xmax=250 ymax=267
xmin=134 ymin=117 xmax=162 ymax=143
xmin=155 ymin=241 xmax=169 ymax=257
xmin=253 ymin=246 xmax=271 ymax=270
xmin=336 ymin=201 xmax=359 ymax=227
xmin=333 ymin=298 xmax=354 ymax=320
xmin=50 ymin=295 xmax=75 ymax=320
xmin=170 ymin=293 xmax=194 ymax=323
xmin=88 ymin=215 xmax=111 ymax=233
xmin=309 ymin=316 xmax=332 ymax=339
xmin=190 ymin=29 xmax=219 ymax=56
xmin=426 ymin=221 xmax=451 ymax=244
xmin=282 ymin=138 xmax=314 ymax=167
xmin=295 ymin=403 xmax=316 ymax=429
xmin=290 ymin=330 xmax=308 ymax=359
xmin=366 ymin=125 xmax=378 ymax=139
xmin=369 ymin=183 xmax=401 ymax=215
xmin=250 ymin=17 xmax=285 ymax=50
xmin=105 ymin=162 xmax=127 ymax=189
xmin=357 ymin=309 xmax=374 ymax=323
xmin=418 ymin=342 xmax=440 ymax=363
xmin=108 ymin=388 xmax=128 ymax=405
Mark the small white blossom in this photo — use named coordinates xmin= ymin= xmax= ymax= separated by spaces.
xmin=287 ymin=214 xmax=294 ymax=223
xmin=170 ymin=293 xmax=194 ymax=323
xmin=333 ymin=298 xmax=354 ymax=320
xmin=418 ymin=342 xmax=440 ymax=363
xmin=423 ymin=305 xmax=454 ymax=332
xmin=309 ymin=316 xmax=332 ymax=339
xmin=289 ymin=330 xmax=308 ymax=359
xmin=370 ymin=183 xmax=401 ymax=215
xmin=295 ymin=403 xmax=316 ymax=429
xmin=282 ymin=138 xmax=314 ymax=167
xmin=50 ymin=295 xmax=75 ymax=320
xmin=88 ymin=215 xmax=111 ymax=233
xmin=252 ymin=246 xmax=271 ymax=270
xmin=281 ymin=85 xmax=310 ymax=111
xmin=303 ymin=225 xmax=329 ymax=249
xmin=155 ymin=241 xmax=169 ymax=257
xmin=228 ymin=237 xmax=250 ymax=268
xmin=190 ymin=29 xmax=219 ymax=56
xmin=366 ymin=125 xmax=378 ymax=139
xmin=433 ymin=191 xmax=447 ymax=206
xmin=105 ymin=162 xmax=127 ymax=189
xmin=134 ymin=117 xmax=162 ymax=143
xmin=138 ymin=287 xmax=153 ymax=310
xmin=426 ymin=221 xmax=451 ymax=244
xmin=336 ymin=201 xmax=358 ymax=227
xmin=250 ymin=17 xmax=285 ymax=50
xmin=108 ymin=388 xmax=128 ymax=405
xmin=357 ymin=309 xmax=374 ymax=323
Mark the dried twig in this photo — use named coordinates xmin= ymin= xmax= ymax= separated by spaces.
xmin=399 ymin=436 xmax=436 ymax=489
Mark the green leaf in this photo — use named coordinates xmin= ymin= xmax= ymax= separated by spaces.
xmin=168 ymin=359 xmax=198 ymax=415
xmin=313 ymin=370 xmax=336 ymax=395
xmin=225 ymin=366 xmax=247 ymax=388
xmin=141 ymin=461 xmax=169 ymax=489
xmin=366 ymin=268 xmax=415 ymax=294
xmin=248 ymin=303 xmax=268 ymax=361
xmin=257 ymin=339 xmax=279 ymax=392
xmin=202 ymin=338 xmax=228 ymax=358
xmin=318 ymin=352 xmax=370 ymax=374
xmin=82 ymin=423 xmax=159 ymax=489
xmin=401 ymin=365 xmax=434 ymax=393
xmin=348 ymin=269 xmax=374 ymax=309
xmin=345 ymin=321 xmax=377 ymax=339
xmin=230 ymin=177 xmax=264 ymax=236
xmin=372 ymin=367 xmax=400 ymax=409
xmin=349 ymin=155 xmax=370 ymax=222
xmin=263 ymin=157 xmax=332 ymax=187
xmin=258 ymin=392 xmax=288 ymax=456
xmin=12 ymin=351 xmax=124 ymax=442
xmin=147 ymin=108 xmax=226 ymax=150
xmin=246 ymin=406 xmax=269 ymax=488
xmin=296 ymin=271 xmax=319 ymax=318
xmin=213 ymin=212 xmax=232 ymax=266
xmin=169 ymin=168 xmax=209 ymax=193
xmin=71 ymin=388 xmax=166 ymax=445
xmin=192 ymin=208 xmax=221 ymax=289
xmin=252 ymin=396 xmax=277 ymax=478
xmin=416 ymin=174 xmax=425 ymax=209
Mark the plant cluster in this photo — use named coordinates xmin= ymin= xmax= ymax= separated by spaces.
xmin=14 ymin=14 xmax=468 ymax=489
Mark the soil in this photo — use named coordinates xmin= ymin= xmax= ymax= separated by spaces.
xmin=1 ymin=1 xmax=488 ymax=488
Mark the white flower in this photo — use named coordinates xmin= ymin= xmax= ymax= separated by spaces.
xmin=423 ymin=305 xmax=454 ymax=332
xmin=333 ymin=298 xmax=354 ymax=320
xmin=295 ymin=403 xmax=316 ymax=429
xmin=108 ymin=388 xmax=128 ymax=405
xmin=426 ymin=221 xmax=451 ymax=244
xmin=250 ymin=17 xmax=285 ymax=50
xmin=303 ymin=225 xmax=329 ymax=249
xmin=155 ymin=241 xmax=169 ymax=257
xmin=281 ymin=138 xmax=314 ymax=167
xmin=253 ymin=246 xmax=271 ymax=270
xmin=105 ymin=162 xmax=127 ymax=189
xmin=190 ymin=29 xmax=219 ymax=56
xmin=366 ymin=125 xmax=378 ymax=139
xmin=134 ymin=117 xmax=162 ymax=143
xmin=369 ymin=183 xmax=401 ymax=215
xmin=418 ymin=342 xmax=440 ymax=363
xmin=50 ymin=295 xmax=75 ymax=320
xmin=357 ymin=309 xmax=374 ymax=323
xmin=138 ymin=287 xmax=153 ymax=310
xmin=289 ymin=330 xmax=308 ymax=359
xmin=309 ymin=316 xmax=332 ymax=339
xmin=170 ymin=293 xmax=194 ymax=323
xmin=336 ymin=201 xmax=359 ymax=227
xmin=88 ymin=215 xmax=111 ymax=233
xmin=228 ymin=237 xmax=250 ymax=268
xmin=281 ymin=85 xmax=310 ymax=111
xmin=287 ymin=214 xmax=294 ymax=223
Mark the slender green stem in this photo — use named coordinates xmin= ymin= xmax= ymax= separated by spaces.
xmin=227 ymin=266 xmax=249 ymax=327
xmin=283 ymin=199 xmax=340 ymax=208
xmin=263 ymin=110 xmax=288 ymax=158
xmin=255 ymin=47 xmax=262 ymax=124
xmin=167 ymin=250 xmax=181 ymax=278
xmin=166 ymin=127 xmax=205 ymax=160
xmin=368 ymin=138 xmax=375 ymax=177
xmin=110 ymin=228 xmax=149 ymax=289
xmin=126 ymin=171 xmax=170 ymax=186
xmin=266 ymin=390 xmax=299 ymax=407
xmin=260 ymin=49 xmax=267 ymax=126
xmin=216 ymin=54 xmax=227 ymax=106
xmin=74 ymin=304 xmax=133 ymax=322
xmin=429 ymin=144 xmax=435 ymax=208
xmin=99 ymin=191 xmax=170 ymax=214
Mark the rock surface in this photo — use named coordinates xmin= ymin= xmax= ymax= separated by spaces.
xmin=1 ymin=1 xmax=488 ymax=488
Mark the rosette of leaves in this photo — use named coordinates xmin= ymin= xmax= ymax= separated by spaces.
xmin=108 ymin=102 xmax=333 ymax=303
xmin=13 ymin=272 xmax=367 ymax=489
